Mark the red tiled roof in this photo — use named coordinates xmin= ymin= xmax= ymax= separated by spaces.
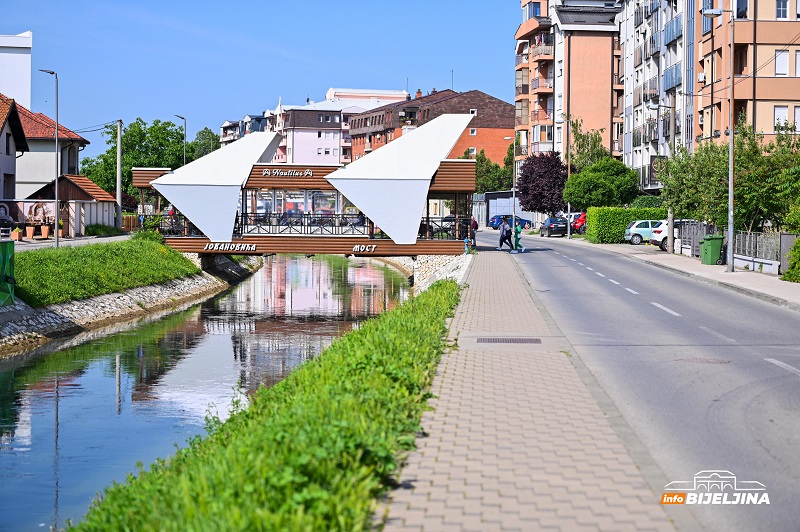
xmin=0 ymin=92 xmax=88 ymax=144
xmin=0 ymin=94 xmax=30 ymax=152
xmin=0 ymin=97 xmax=11 ymax=129
xmin=63 ymin=174 xmax=116 ymax=202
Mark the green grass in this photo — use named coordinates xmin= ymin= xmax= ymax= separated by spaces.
xmin=14 ymin=239 xmax=200 ymax=307
xmin=84 ymin=224 xmax=125 ymax=237
xmin=74 ymin=280 xmax=461 ymax=531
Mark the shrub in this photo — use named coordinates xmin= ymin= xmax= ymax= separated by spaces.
xmin=782 ymin=239 xmax=800 ymax=282
xmin=14 ymin=239 xmax=199 ymax=307
xmin=630 ymin=195 xmax=664 ymax=209
xmin=586 ymin=206 xmax=667 ymax=243
xmin=85 ymin=224 xmax=124 ymax=237
xmin=132 ymin=229 xmax=164 ymax=243
xmin=75 ymin=280 xmax=461 ymax=531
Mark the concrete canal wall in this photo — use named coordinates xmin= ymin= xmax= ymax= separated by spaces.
xmin=377 ymin=253 xmax=473 ymax=294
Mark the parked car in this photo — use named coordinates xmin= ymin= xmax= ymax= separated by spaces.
xmin=539 ymin=217 xmax=569 ymax=237
xmin=649 ymin=219 xmax=696 ymax=251
xmin=488 ymin=215 xmax=532 ymax=230
xmin=571 ymin=212 xmax=587 ymax=233
xmin=624 ymin=219 xmax=661 ymax=245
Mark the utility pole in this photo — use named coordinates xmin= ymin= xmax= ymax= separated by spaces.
xmin=667 ymin=94 xmax=676 ymax=254
xmin=116 ymin=119 xmax=122 ymax=229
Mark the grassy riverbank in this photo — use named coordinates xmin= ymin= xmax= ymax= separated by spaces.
xmin=75 ymin=280 xmax=460 ymax=530
xmin=14 ymin=235 xmax=200 ymax=307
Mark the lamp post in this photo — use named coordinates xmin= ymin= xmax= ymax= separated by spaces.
xmin=554 ymin=118 xmax=571 ymax=238
xmin=39 ymin=69 xmax=59 ymax=248
xmin=703 ymin=7 xmax=735 ymax=272
xmin=175 ymin=114 xmax=186 ymax=166
xmin=504 ymin=135 xmax=518 ymax=249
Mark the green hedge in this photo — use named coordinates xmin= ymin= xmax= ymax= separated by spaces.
xmin=75 ymin=280 xmax=461 ymax=531
xmin=14 ymin=239 xmax=200 ymax=307
xmin=782 ymin=239 xmax=800 ymax=282
xmin=585 ymin=206 xmax=667 ymax=243
xmin=84 ymin=224 xmax=125 ymax=237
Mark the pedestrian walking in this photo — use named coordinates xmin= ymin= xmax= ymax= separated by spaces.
xmin=514 ymin=219 xmax=526 ymax=253
xmin=497 ymin=218 xmax=513 ymax=250
xmin=470 ymin=215 xmax=478 ymax=248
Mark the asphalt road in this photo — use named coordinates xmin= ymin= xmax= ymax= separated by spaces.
xmin=479 ymin=231 xmax=800 ymax=532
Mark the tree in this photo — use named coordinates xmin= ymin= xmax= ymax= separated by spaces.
xmin=562 ymin=157 xmax=638 ymax=211
xmin=81 ymin=118 xmax=189 ymax=197
xmin=191 ymin=127 xmax=221 ymax=159
xmin=568 ymin=116 xmax=610 ymax=173
xmin=460 ymin=148 xmax=512 ymax=193
xmin=517 ymin=151 xmax=567 ymax=215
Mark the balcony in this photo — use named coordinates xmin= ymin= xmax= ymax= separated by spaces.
xmin=516 ymin=54 xmax=529 ymax=67
xmin=663 ymin=62 xmax=682 ymax=91
xmin=531 ymin=107 xmax=554 ymax=123
xmin=664 ymin=14 xmax=683 ymax=45
xmin=644 ymin=76 xmax=659 ymax=101
xmin=613 ymin=37 xmax=621 ymax=54
xmin=531 ymin=77 xmax=554 ymax=93
xmin=515 ymin=144 xmax=530 ymax=157
xmin=515 ymin=115 xmax=530 ymax=126
xmin=341 ymin=135 xmax=352 ymax=146
xmin=531 ymin=141 xmax=554 ymax=154
xmin=516 ymin=83 xmax=530 ymax=96
xmin=649 ymin=32 xmax=661 ymax=57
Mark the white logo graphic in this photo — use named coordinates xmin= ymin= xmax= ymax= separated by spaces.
xmin=661 ymin=470 xmax=769 ymax=505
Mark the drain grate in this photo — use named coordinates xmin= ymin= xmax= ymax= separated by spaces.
xmin=674 ymin=358 xmax=731 ymax=364
xmin=477 ymin=337 xmax=542 ymax=344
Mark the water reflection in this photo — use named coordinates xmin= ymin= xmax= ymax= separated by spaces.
xmin=0 ymin=255 xmax=407 ymax=530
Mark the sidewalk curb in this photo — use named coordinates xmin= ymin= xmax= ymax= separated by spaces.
xmin=551 ymin=237 xmax=800 ymax=314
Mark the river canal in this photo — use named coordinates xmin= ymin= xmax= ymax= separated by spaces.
xmin=0 ymin=255 xmax=408 ymax=530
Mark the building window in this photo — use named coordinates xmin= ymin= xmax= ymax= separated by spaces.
xmin=777 ymin=0 xmax=788 ymax=18
xmin=469 ymin=147 xmax=477 ymax=156
xmin=703 ymin=0 xmax=713 ymax=32
xmin=325 ymin=115 xmax=331 ymax=122
xmin=318 ymin=131 xmax=322 ymax=138
xmin=333 ymin=148 xmax=339 ymax=156
xmin=795 ymin=107 xmax=800 ymax=132
xmin=775 ymin=105 xmax=789 ymax=131
xmin=470 ymin=109 xmax=477 ymax=115
xmin=317 ymin=148 xmax=323 ymax=155
xmin=796 ymin=51 xmax=800 ymax=75
xmin=334 ymin=115 xmax=340 ymax=123
xmin=5 ymin=133 xmax=10 ymax=155
xmin=470 ymin=128 xmax=477 ymax=136
xmin=318 ymin=114 xmax=323 ymax=123
xmin=325 ymin=131 xmax=332 ymax=139
xmin=776 ymin=50 xmax=789 ymax=75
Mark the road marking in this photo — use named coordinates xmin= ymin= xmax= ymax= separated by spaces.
xmin=586 ymin=267 xmax=594 ymax=271
xmin=699 ymin=326 xmax=735 ymax=343
xmin=609 ymin=279 xmax=620 ymax=285
xmin=570 ymin=258 xmax=577 ymax=262
xmin=595 ymin=272 xmax=606 ymax=278
xmin=625 ymin=288 xmax=639 ymax=295
xmin=651 ymin=302 xmax=681 ymax=316
xmin=765 ymin=358 xmax=800 ymax=379
xmin=578 ymin=262 xmax=585 ymax=266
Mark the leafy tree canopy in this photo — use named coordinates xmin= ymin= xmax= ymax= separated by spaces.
xmin=81 ymin=119 xmax=220 ymax=198
xmin=460 ymin=147 xmax=512 ymax=193
xmin=563 ymin=157 xmax=638 ymax=211
xmin=518 ymin=151 xmax=567 ymax=215
xmin=568 ymin=116 xmax=610 ymax=173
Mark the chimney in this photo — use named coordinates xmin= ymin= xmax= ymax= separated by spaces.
xmin=416 ymin=89 xmax=422 ymax=99
xmin=431 ymin=88 xmax=437 ymax=94
xmin=406 ymin=93 xmax=411 ymax=101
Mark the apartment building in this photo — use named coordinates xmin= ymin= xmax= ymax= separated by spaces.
xmin=515 ymin=1 xmax=622 ymax=177
xmin=695 ymin=0 xmax=800 ymax=144
xmin=349 ymin=89 xmax=514 ymax=163
xmin=618 ymin=0 xmax=696 ymax=190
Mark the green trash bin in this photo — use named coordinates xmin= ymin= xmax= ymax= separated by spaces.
xmin=701 ymin=234 xmax=724 ymax=265
xmin=0 ymin=240 xmax=14 ymax=307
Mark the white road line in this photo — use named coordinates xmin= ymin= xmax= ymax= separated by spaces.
xmin=651 ymin=302 xmax=681 ymax=316
xmin=586 ymin=267 xmax=594 ymax=271
xmin=570 ymin=259 xmax=577 ymax=262
xmin=609 ymin=279 xmax=620 ymax=285
xmin=625 ymin=288 xmax=639 ymax=295
xmin=595 ymin=272 xmax=606 ymax=278
xmin=578 ymin=262 xmax=585 ymax=266
xmin=699 ymin=326 xmax=736 ymax=343
xmin=765 ymin=358 xmax=800 ymax=379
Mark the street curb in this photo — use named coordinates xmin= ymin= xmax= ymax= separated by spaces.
xmin=550 ymin=237 xmax=800 ymax=315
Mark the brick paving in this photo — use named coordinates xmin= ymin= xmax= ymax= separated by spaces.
xmin=381 ymin=250 xmax=674 ymax=531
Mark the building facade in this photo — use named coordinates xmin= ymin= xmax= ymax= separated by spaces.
xmin=0 ymin=96 xmax=29 ymax=200
xmin=515 ymin=1 xmax=622 ymax=178
xmin=349 ymin=89 xmax=514 ymax=164
xmin=0 ymin=32 xmax=32 ymax=110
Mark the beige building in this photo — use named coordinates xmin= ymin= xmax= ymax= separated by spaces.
xmin=696 ymin=0 xmax=800 ymax=143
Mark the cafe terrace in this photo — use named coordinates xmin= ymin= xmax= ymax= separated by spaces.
xmin=135 ymin=114 xmax=476 ymax=257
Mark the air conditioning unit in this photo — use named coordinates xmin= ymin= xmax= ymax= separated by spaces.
xmin=697 ymin=72 xmax=706 ymax=83
xmin=698 ymin=114 xmax=704 ymax=124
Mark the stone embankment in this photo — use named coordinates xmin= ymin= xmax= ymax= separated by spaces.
xmin=0 ymin=255 xmax=260 ymax=358
xmin=378 ymin=253 xmax=472 ymax=293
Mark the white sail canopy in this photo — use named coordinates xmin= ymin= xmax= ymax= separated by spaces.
xmin=325 ymin=114 xmax=473 ymax=244
xmin=152 ymin=132 xmax=281 ymax=242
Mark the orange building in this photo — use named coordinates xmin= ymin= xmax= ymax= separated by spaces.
xmin=515 ymin=1 xmax=622 ymax=175
xmin=349 ymin=89 xmax=513 ymax=164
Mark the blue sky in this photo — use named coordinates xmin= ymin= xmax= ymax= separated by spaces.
xmin=3 ymin=1 xmax=518 ymax=158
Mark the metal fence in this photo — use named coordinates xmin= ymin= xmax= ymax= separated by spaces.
xmin=781 ymin=233 xmax=800 ymax=273
xmin=733 ymin=231 xmax=780 ymax=261
xmin=678 ymin=221 xmax=716 ymax=257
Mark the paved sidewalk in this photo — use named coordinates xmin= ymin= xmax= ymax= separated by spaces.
xmin=554 ymin=237 xmax=800 ymax=312
xmin=2 ymin=233 xmax=131 ymax=252
xmin=382 ymin=251 xmax=674 ymax=531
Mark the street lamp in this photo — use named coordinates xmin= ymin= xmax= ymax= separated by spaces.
xmin=554 ymin=118 xmax=572 ymax=239
xmin=175 ymin=114 xmax=186 ymax=166
xmin=39 ymin=69 xmax=59 ymax=248
xmin=504 ymin=135 xmax=518 ymax=248
xmin=703 ymin=7 xmax=735 ymax=272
